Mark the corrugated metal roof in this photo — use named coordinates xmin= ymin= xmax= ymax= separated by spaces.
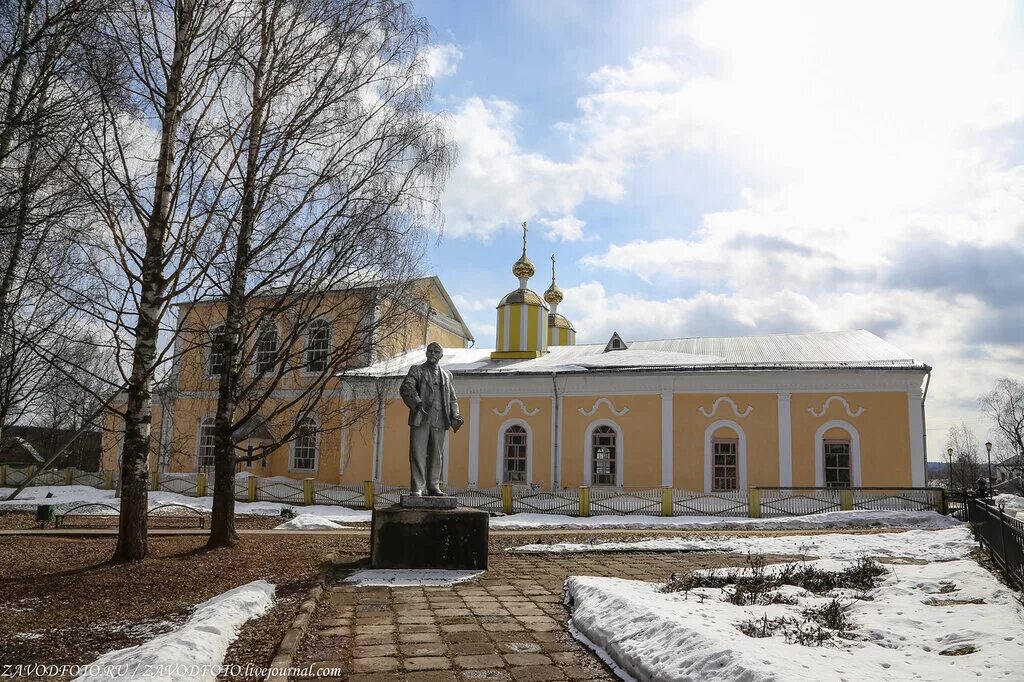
xmin=345 ymin=330 xmax=928 ymax=378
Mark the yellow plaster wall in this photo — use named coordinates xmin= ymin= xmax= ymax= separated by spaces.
xmin=672 ymin=393 xmax=780 ymax=491
xmin=561 ymin=395 xmax=662 ymax=488
xmin=477 ymin=397 xmax=552 ymax=489
xmin=790 ymin=392 xmax=911 ymax=487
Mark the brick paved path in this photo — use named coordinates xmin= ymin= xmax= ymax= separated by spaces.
xmin=293 ymin=545 xmax=777 ymax=681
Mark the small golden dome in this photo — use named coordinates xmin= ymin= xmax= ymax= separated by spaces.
xmin=499 ymin=288 xmax=547 ymax=307
xmin=549 ymin=312 xmax=575 ymax=331
xmin=544 ymin=282 xmax=563 ymax=305
xmin=512 ymin=254 xmax=535 ymax=280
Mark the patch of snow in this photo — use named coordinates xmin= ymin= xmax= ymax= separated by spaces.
xmin=566 ymin=557 xmax=1024 ymax=681
xmin=344 ymin=569 xmax=483 ymax=587
xmin=73 ymin=581 xmax=274 ymax=682
xmin=274 ymin=514 xmax=349 ymax=530
xmin=994 ymin=493 xmax=1024 ymax=520
xmin=512 ymin=527 xmax=977 ymax=562
xmin=491 ymin=509 xmax=960 ymax=530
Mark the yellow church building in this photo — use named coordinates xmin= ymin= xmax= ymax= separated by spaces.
xmin=101 ymin=229 xmax=931 ymax=496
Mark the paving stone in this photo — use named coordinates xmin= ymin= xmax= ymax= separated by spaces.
xmin=320 ymin=626 xmax=351 ymax=636
xmin=548 ymin=652 xmax=578 ymax=665
xmin=401 ymin=641 xmax=449 ymax=657
xmin=354 ymin=633 xmax=394 ymax=646
xmin=499 ymin=642 xmax=542 ymax=654
xmin=351 ymin=656 xmax=400 ymax=673
xmin=504 ymin=653 xmax=553 ymax=666
xmin=345 ymin=674 xmax=403 ymax=682
xmin=406 ymin=656 xmax=453 ymax=671
xmin=401 ymin=623 xmax=442 ymax=633
xmin=443 ymin=623 xmax=483 ymax=632
xmin=352 ymin=643 xmax=398 ymax=658
xmin=459 ymin=670 xmax=511 ymax=681
xmin=482 ymin=621 xmax=525 ymax=632
xmin=400 ymin=631 xmax=444 ymax=643
xmin=509 ymin=665 xmax=567 ymax=681
xmin=407 ymin=672 xmax=459 ymax=682
xmin=357 ymin=623 xmax=396 ymax=634
xmin=436 ymin=607 xmax=473 ymax=617
xmin=446 ymin=630 xmax=489 ymax=643
xmin=449 ymin=641 xmax=498 ymax=656
xmin=453 ymin=654 xmax=505 ymax=669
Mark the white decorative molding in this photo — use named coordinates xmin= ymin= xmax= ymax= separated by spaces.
xmin=814 ymin=420 xmax=862 ymax=487
xmin=468 ymin=396 xmax=480 ymax=487
xmin=584 ymin=419 xmax=624 ymax=487
xmin=496 ymin=418 xmax=532 ymax=486
xmin=578 ymin=397 xmax=629 ymax=417
xmin=698 ymin=397 xmax=753 ymax=419
xmin=808 ymin=396 xmax=865 ymax=418
xmin=777 ymin=393 xmax=793 ymax=488
xmin=493 ymin=398 xmax=540 ymax=417
xmin=661 ymin=390 xmax=673 ymax=487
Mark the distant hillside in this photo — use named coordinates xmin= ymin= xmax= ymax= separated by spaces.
xmin=927 ymin=461 xmax=950 ymax=478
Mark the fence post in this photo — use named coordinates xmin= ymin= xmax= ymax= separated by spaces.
xmin=501 ymin=484 xmax=513 ymax=514
xmin=0 ymin=465 xmax=6 ymax=487
xmin=104 ymin=470 xmax=114 ymax=489
xmin=748 ymin=487 xmax=761 ymax=518
xmin=662 ymin=487 xmax=673 ymax=517
xmin=937 ymin=487 xmax=948 ymax=515
xmin=196 ymin=472 xmax=207 ymax=497
xmin=579 ymin=486 xmax=590 ymax=517
xmin=303 ymin=478 xmax=314 ymax=505
xmin=64 ymin=468 xmax=73 ymax=486
xmin=363 ymin=480 xmax=375 ymax=509
xmin=839 ymin=488 xmax=854 ymax=511
xmin=247 ymin=476 xmax=258 ymax=503
xmin=150 ymin=470 xmax=160 ymax=492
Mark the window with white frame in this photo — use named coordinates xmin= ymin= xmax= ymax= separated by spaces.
xmin=253 ymin=325 xmax=278 ymax=375
xmin=197 ymin=418 xmax=216 ymax=469
xmin=305 ymin=319 xmax=330 ymax=373
xmin=823 ymin=439 xmax=851 ymax=488
xmin=207 ymin=326 xmax=227 ymax=376
xmin=292 ymin=418 xmax=318 ymax=471
xmin=503 ymin=425 xmax=527 ymax=483
xmin=712 ymin=439 xmax=738 ymax=491
xmin=591 ymin=425 xmax=617 ymax=486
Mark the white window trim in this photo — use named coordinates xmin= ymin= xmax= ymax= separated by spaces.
xmin=814 ymin=419 xmax=861 ymax=487
xmin=496 ymin=418 xmax=532 ymax=486
xmin=703 ymin=419 xmax=747 ymax=493
xmin=253 ymin=322 xmax=281 ymax=376
xmin=195 ymin=415 xmax=217 ymax=471
xmin=301 ymin=319 xmax=332 ymax=376
xmin=584 ymin=419 xmax=623 ymax=487
xmin=289 ymin=416 xmax=320 ymax=473
xmin=205 ymin=325 xmax=226 ymax=379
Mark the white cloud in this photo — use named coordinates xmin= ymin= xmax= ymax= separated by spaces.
xmin=538 ymin=216 xmax=586 ymax=242
xmin=424 ymin=43 xmax=463 ymax=79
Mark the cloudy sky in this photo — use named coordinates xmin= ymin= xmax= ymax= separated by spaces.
xmin=412 ymin=0 xmax=1024 ymax=460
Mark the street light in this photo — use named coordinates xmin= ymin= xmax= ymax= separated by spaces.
xmin=985 ymin=441 xmax=993 ymax=487
xmin=947 ymin=447 xmax=954 ymax=490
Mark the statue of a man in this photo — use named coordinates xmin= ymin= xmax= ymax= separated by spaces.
xmin=399 ymin=342 xmax=464 ymax=496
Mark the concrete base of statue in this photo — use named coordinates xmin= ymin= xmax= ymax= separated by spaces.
xmin=370 ymin=504 xmax=489 ymax=570
xmin=399 ymin=494 xmax=458 ymax=510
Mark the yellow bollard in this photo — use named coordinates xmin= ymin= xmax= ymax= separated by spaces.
xmin=662 ymin=487 xmax=673 ymax=517
xmin=104 ymin=470 xmax=114 ymax=489
xmin=579 ymin=486 xmax=590 ymax=517
xmin=839 ymin=488 xmax=854 ymax=511
xmin=196 ymin=472 xmax=207 ymax=497
xmin=748 ymin=487 xmax=761 ymax=518
xmin=363 ymin=480 xmax=375 ymax=509
xmin=64 ymin=468 xmax=74 ymax=486
xmin=247 ymin=476 xmax=258 ymax=503
xmin=502 ymin=484 xmax=513 ymax=514
xmin=303 ymin=478 xmax=314 ymax=506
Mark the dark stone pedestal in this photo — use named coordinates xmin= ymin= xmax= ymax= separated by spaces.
xmin=400 ymin=494 xmax=457 ymax=509
xmin=371 ymin=505 xmax=489 ymax=570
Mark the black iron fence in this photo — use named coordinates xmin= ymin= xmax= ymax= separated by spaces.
xmin=963 ymin=492 xmax=1024 ymax=592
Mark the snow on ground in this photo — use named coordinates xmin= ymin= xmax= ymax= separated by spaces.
xmin=0 ymin=486 xmax=372 ymax=522
xmin=490 ymin=510 xmax=959 ymax=531
xmin=274 ymin=514 xmax=350 ymax=530
xmin=74 ymin=581 xmax=274 ymax=682
xmin=343 ymin=569 xmax=483 ymax=587
xmin=995 ymin=493 xmax=1024 ymax=520
xmin=566 ymin=557 xmax=1024 ymax=681
xmin=513 ymin=527 xmax=976 ymax=562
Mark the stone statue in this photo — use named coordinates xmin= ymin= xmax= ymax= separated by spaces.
xmin=399 ymin=342 xmax=464 ymax=496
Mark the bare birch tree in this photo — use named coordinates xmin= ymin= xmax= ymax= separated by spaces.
xmin=944 ymin=422 xmax=982 ymax=490
xmin=979 ymin=378 xmax=1024 ymax=461
xmin=194 ymin=0 xmax=451 ymax=547
xmin=75 ymin=0 xmax=243 ymax=561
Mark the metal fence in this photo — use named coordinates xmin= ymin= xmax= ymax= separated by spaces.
xmin=0 ymin=464 xmax=947 ymax=519
xmin=964 ymin=493 xmax=1024 ymax=592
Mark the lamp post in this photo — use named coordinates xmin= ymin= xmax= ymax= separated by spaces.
xmin=947 ymin=447 xmax=954 ymax=491
xmin=985 ymin=441 xmax=993 ymax=487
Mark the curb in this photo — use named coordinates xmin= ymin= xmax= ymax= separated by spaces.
xmin=265 ymin=552 xmax=335 ymax=682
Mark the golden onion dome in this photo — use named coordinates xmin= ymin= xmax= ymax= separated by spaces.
xmin=499 ymin=288 xmax=547 ymax=307
xmin=549 ymin=312 xmax=575 ymax=331
xmin=512 ymin=253 xmax=535 ymax=280
xmin=543 ymin=281 xmax=563 ymax=305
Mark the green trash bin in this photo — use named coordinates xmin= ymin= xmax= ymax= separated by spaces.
xmin=35 ymin=504 xmax=54 ymax=524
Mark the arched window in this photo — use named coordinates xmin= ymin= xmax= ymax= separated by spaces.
xmin=503 ymin=425 xmax=528 ymax=483
xmin=823 ymin=439 xmax=852 ymax=488
xmin=253 ymin=324 xmax=278 ymax=375
xmin=591 ymin=425 xmax=618 ymax=486
xmin=712 ymin=437 xmax=738 ymax=491
xmin=305 ymin=320 xmax=331 ymax=373
xmin=207 ymin=326 xmax=227 ymax=376
xmin=291 ymin=417 xmax=318 ymax=471
xmin=813 ymin=420 xmax=861 ymax=488
xmin=197 ymin=418 xmax=216 ymax=470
